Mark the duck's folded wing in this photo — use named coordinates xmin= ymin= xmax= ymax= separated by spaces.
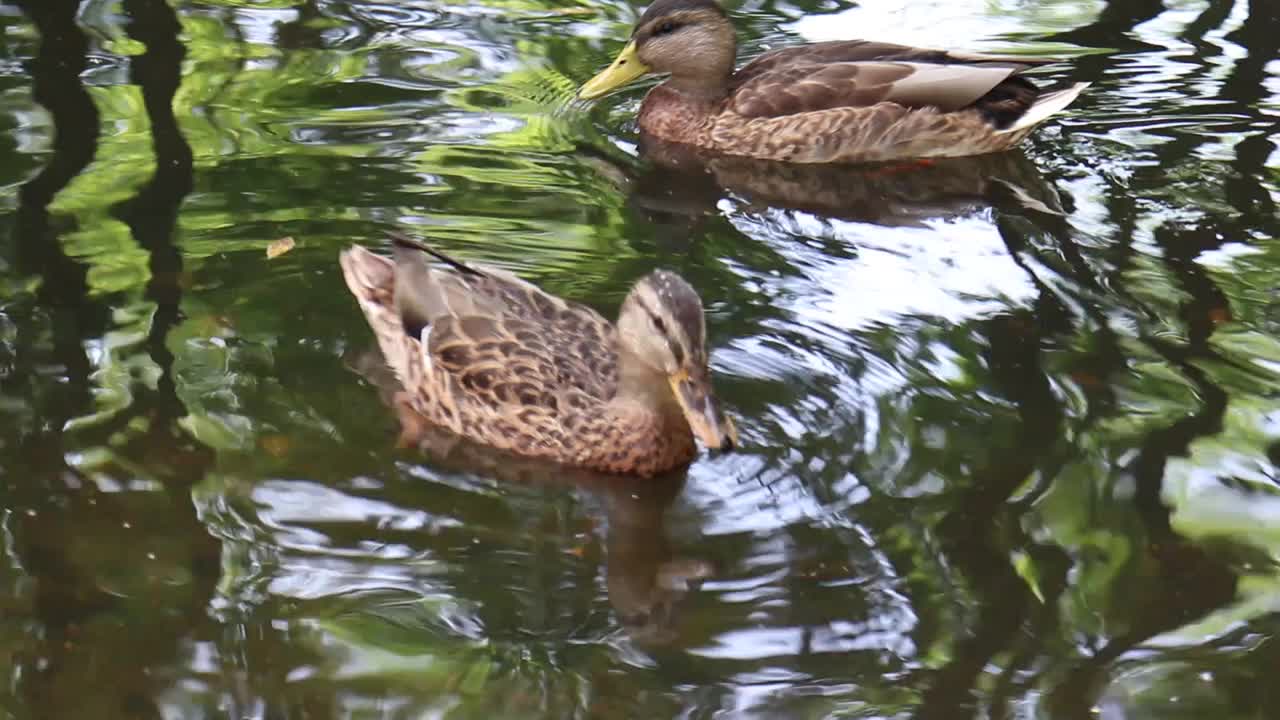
xmin=733 ymin=40 xmax=1057 ymax=85
xmin=425 ymin=308 xmax=618 ymax=415
xmin=728 ymin=60 xmax=1024 ymax=119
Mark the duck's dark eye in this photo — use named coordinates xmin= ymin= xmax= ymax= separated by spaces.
xmin=653 ymin=21 xmax=678 ymax=36
xmin=650 ymin=314 xmax=667 ymax=334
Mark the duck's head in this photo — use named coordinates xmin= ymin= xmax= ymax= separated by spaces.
xmin=579 ymin=0 xmax=736 ymax=100
xmin=616 ymin=270 xmax=737 ymax=451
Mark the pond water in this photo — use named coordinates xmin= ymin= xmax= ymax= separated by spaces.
xmin=1 ymin=0 xmax=1278 ymax=717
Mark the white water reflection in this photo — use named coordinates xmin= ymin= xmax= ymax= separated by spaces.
xmin=789 ymin=0 xmax=1102 ymax=48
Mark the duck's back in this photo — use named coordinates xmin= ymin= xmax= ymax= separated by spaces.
xmin=727 ymin=40 xmax=1052 ymax=123
xmin=340 ymin=244 xmax=620 ymax=429
xmin=732 ymin=40 xmax=1049 ymax=86
xmin=417 ymin=270 xmax=621 ymax=408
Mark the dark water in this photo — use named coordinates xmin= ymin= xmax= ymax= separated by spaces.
xmin=1 ymin=0 xmax=1278 ymax=717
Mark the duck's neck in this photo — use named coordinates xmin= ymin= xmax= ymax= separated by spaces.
xmin=613 ymin=349 xmax=686 ymax=426
xmin=665 ymin=70 xmax=733 ymax=100
xmin=598 ymin=349 xmax=696 ymax=475
xmin=639 ymin=83 xmax=727 ymax=145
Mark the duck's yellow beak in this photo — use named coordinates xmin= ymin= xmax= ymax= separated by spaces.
xmin=668 ymin=367 xmax=738 ymax=451
xmin=579 ymin=40 xmax=650 ymax=100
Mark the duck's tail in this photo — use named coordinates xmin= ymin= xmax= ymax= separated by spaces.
xmin=339 ymin=244 xmax=395 ymax=310
xmin=999 ymin=82 xmax=1090 ymax=135
xmin=388 ymin=230 xmax=484 ymax=277
xmin=340 ymin=244 xmax=426 ymax=393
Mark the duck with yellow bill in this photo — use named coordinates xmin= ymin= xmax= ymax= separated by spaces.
xmin=579 ymin=0 xmax=1089 ymax=164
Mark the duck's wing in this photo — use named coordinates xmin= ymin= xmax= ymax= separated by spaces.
xmin=734 ymin=40 xmax=1056 ymax=83
xmin=728 ymin=41 xmax=1058 ymax=120
xmin=387 ymin=235 xmax=620 ymax=405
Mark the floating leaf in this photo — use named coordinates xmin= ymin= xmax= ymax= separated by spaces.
xmin=260 ymin=434 xmax=291 ymax=458
xmin=266 ymin=236 xmax=296 ymax=259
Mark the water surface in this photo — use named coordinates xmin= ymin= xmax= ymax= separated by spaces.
xmin=1 ymin=0 xmax=1278 ymax=717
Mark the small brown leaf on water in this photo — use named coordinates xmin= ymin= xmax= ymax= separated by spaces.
xmin=1071 ymin=371 xmax=1103 ymax=389
xmin=267 ymin=236 xmax=296 ymax=259
xmin=260 ymin=434 xmax=291 ymax=458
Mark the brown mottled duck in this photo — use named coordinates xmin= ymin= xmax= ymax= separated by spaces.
xmin=578 ymin=0 xmax=1089 ymax=163
xmin=339 ymin=233 xmax=737 ymax=477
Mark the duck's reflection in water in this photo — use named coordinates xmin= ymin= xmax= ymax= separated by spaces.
xmin=346 ymin=346 xmax=713 ymax=644
xmin=603 ymin=475 xmax=713 ymax=644
xmin=589 ymin=135 xmax=1065 ymax=228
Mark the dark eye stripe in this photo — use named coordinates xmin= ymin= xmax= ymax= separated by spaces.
xmin=669 ymin=337 xmax=685 ymax=366
xmin=635 ymin=297 xmax=685 ymax=365
xmin=635 ymin=295 xmax=662 ymax=325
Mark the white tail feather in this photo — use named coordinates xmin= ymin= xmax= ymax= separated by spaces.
xmin=999 ymin=82 xmax=1090 ymax=135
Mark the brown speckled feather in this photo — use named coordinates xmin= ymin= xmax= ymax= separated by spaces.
xmin=708 ymin=102 xmax=1017 ymax=164
xmin=339 ymin=243 xmax=699 ymax=477
xmin=729 ymin=61 xmax=1019 ymax=118
xmin=727 ymin=41 xmax=1061 ymax=126
xmin=403 ymin=252 xmax=620 ymax=402
xmin=730 ymin=40 xmax=1056 ymax=84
